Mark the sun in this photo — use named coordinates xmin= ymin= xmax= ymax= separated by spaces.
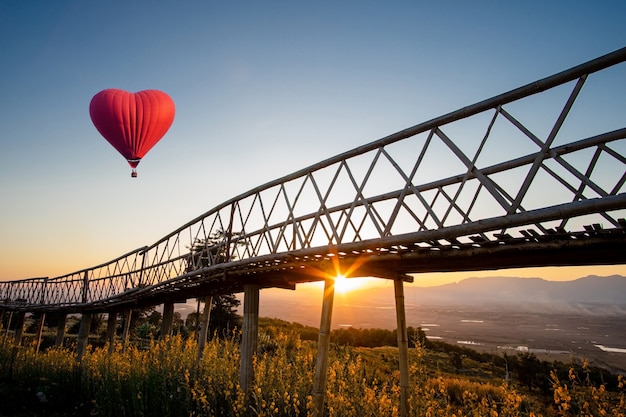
xmin=334 ymin=274 xmax=366 ymax=294
xmin=305 ymin=275 xmax=377 ymax=294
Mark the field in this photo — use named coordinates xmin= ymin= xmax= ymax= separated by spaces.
xmin=256 ymin=290 xmax=626 ymax=374
xmin=1 ymin=316 xmax=625 ymax=417
xmin=405 ymin=306 xmax=626 ymax=374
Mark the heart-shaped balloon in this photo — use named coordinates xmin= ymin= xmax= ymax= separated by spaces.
xmin=89 ymin=89 xmax=175 ymax=177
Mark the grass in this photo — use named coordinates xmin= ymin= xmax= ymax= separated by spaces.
xmin=0 ymin=325 xmax=624 ymax=416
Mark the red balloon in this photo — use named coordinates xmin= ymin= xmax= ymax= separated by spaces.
xmin=89 ymin=89 xmax=175 ymax=177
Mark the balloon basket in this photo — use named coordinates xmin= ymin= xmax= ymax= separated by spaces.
xmin=131 ymin=170 xmax=138 ymax=178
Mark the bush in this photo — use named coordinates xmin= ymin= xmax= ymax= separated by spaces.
xmin=0 ymin=327 xmax=624 ymax=416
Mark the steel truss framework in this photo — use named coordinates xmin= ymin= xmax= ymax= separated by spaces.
xmin=2 ymin=47 xmax=626 ymax=313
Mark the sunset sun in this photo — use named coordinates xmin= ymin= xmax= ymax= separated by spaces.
xmin=334 ymin=274 xmax=366 ymax=294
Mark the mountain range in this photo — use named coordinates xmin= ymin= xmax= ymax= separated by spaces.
xmin=196 ymin=274 xmax=626 ymax=330
xmin=245 ymin=274 xmax=626 ymax=329
xmin=345 ymin=275 xmax=626 ymax=313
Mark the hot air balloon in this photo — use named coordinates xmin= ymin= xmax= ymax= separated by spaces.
xmin=89 ymin=89 xmax=175 ymax=177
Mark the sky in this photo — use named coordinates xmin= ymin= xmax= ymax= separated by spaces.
xmin=1 ymin=1 xmax=625 ymax=287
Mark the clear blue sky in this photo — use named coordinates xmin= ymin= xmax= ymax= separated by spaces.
xmin=1 ymin=1 xmax=625 ymax=281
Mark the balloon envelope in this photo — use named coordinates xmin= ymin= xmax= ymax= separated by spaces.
xmin=89 ymin=89 xmax=175 ymax=175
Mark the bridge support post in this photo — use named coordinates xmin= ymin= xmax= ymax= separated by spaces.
xmin=312 ymin=278 xmax=336 ymax=417
xmin=240 ymin=284 xmax=259 ymax=397
xmin=35 ymin=312 xmax=46 ymax=353
xmin=106 ymin=311 xmax=117 ymax=353
xmin=161 ymin=302 xmax=175 ymax=340
xmin=76 ymin=313 xmax=91 ymax=362
xmin=55 ymin=313 xmax=67 ymax=347
xmin=13 ymin=311 xmax=26 ymax=345
xmin=197 ymin=295 xmax=213 ymax=361
xmin=2 ymin=311 xmax=13 ymax=345
xmin=121 ymin=309 xmax=133 ymax=352
xmin=394 ymin=279 xmax=410 ymax=417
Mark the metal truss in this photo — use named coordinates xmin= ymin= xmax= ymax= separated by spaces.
xmin=2 ymin=47 xmax=626 ymax=312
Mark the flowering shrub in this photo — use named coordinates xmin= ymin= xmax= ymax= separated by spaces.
xmin=550 ymin=360 xmax=625 ymax=417
xmin=0 ymin=332 xmax=624 ymax=416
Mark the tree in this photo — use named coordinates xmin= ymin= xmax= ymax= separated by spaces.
xmin=135 ymin=322 xmax=157 ymax=339
xmin=190 ymin=295 xmax=241 ymax=339
xmin=147 ymin=310 xmax=162 ymax=327
xmin=66 ymin=314 xmax=105 ymax=335
xmin=209 ymin=294 xmax=240 ymax=336
xmin=185 ymin=311 xmax=201 ymax=330
xmin=410 ymin=327 xmax=431 ymax=349
xmin=187 ymin=230 xmax=244 ymax=338
xmin=450 ymin=352 xmax=463 ymax=374
xmin=515 ymin=352 xmax=542 ymax=391
xmin=187 ymin=229 xmax=245 ymax=272
xmin=172 ymin=311 xmax=184 ymax=335
xmin=113 ymin=307 xmax=156 ymax=338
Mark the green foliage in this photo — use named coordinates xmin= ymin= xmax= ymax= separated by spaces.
xmin=551 ymin=360 xmax=626 ymax=417
xmin=331 ymin=326 xmax=398 ymax=347
xmin=514 ymin=352 xmax=545 ymax=392
xmin=187 ymin=295 xmax=242 ymax=339
xmin=65 ymin=314 xmax=105 ymax=335
xmin=208 ymin=294 xmax=241 ymax=337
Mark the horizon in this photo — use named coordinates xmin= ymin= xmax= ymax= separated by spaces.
xmin=169 ymin=271 xmax=626 ymax=319
xmin=54 ymin=271 xmax=623 ymax=342
xmin=3 ymin=263 xmax=626 ymax=287
xmin=272 ymin=269 xmax=626 ymax=300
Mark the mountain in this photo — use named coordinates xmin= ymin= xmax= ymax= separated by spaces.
xmin=416 ymin=275 xmax=626 ymax=304
xmin=251 ymin=275 xmax=626 ymax=329
xmin=347 ymin=275 xmax=626 ymax=313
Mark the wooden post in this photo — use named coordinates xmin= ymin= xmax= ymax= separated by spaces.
xmin=239 ymin=284 xmax=259 ymax=396
xmin=197 ymin=295 xmax=213 ymax=361
xmin=35 ymin=313 xmax=46 ymax=353
xmin=312 ymin=278 xmax=336 ymax=417
xmin=76 ymin=313 xmax=91 ymax=362
xmin=82 ymin=271 xmax=89 ymax=303
xmin=121 ymin=309 xmax=133 ymax=352
xmin=394 ymin=279 xmax=410 ymax=417
xmin=13 ymin=311 xmax=26 ymax=345
xmin=2 ymin=311 xmax=13 ymax=345
xmin=35 ymin=278 xmax=48 ymax=352
xmin=106 ymin=311 xmax=117 ymax=353
xmin=55 ymin=313 xmax=67 ymax=347
xmin=161 ymin=302 xmax=175 ymax=340
xmin=0 ymin=309 xmax=4 ymax=346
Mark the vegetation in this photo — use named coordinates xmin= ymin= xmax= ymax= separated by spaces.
xmin=0 ymin=317 xmax=624 ymax=416
xmin=186 ymin=294 xmax=242 ymax=339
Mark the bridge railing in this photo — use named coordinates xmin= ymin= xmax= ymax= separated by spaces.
xmin=0 ymin=277 xmax=48 ymax=306
xmin=1 ymin=247 xmax=146 ymax=309
xmin=2 ymin=47 xmax=625 ymax=310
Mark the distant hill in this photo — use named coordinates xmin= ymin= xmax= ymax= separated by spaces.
xmin=254 ymin=275 xmax=626 ymax=328
xmin=349 ymin=275 xmax=626 ymax=313
xmin=414 ymin=275 xmax=626 ymax=303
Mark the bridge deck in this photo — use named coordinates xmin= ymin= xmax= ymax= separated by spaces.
xmin=15 ymin=220 xmax=621 ymax=314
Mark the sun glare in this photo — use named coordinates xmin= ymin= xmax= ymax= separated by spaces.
xmin=306 ymin=275 xmax=377 ymax=294
xmin=334 ymin=274 xmax=365 ymax=294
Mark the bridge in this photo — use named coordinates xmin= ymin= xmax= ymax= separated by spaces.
xmin=2 ymin=47 xmax=626 ymax=416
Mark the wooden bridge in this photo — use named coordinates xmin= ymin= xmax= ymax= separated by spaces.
xmin=2 ymin=47 xmax=626 ymax=417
